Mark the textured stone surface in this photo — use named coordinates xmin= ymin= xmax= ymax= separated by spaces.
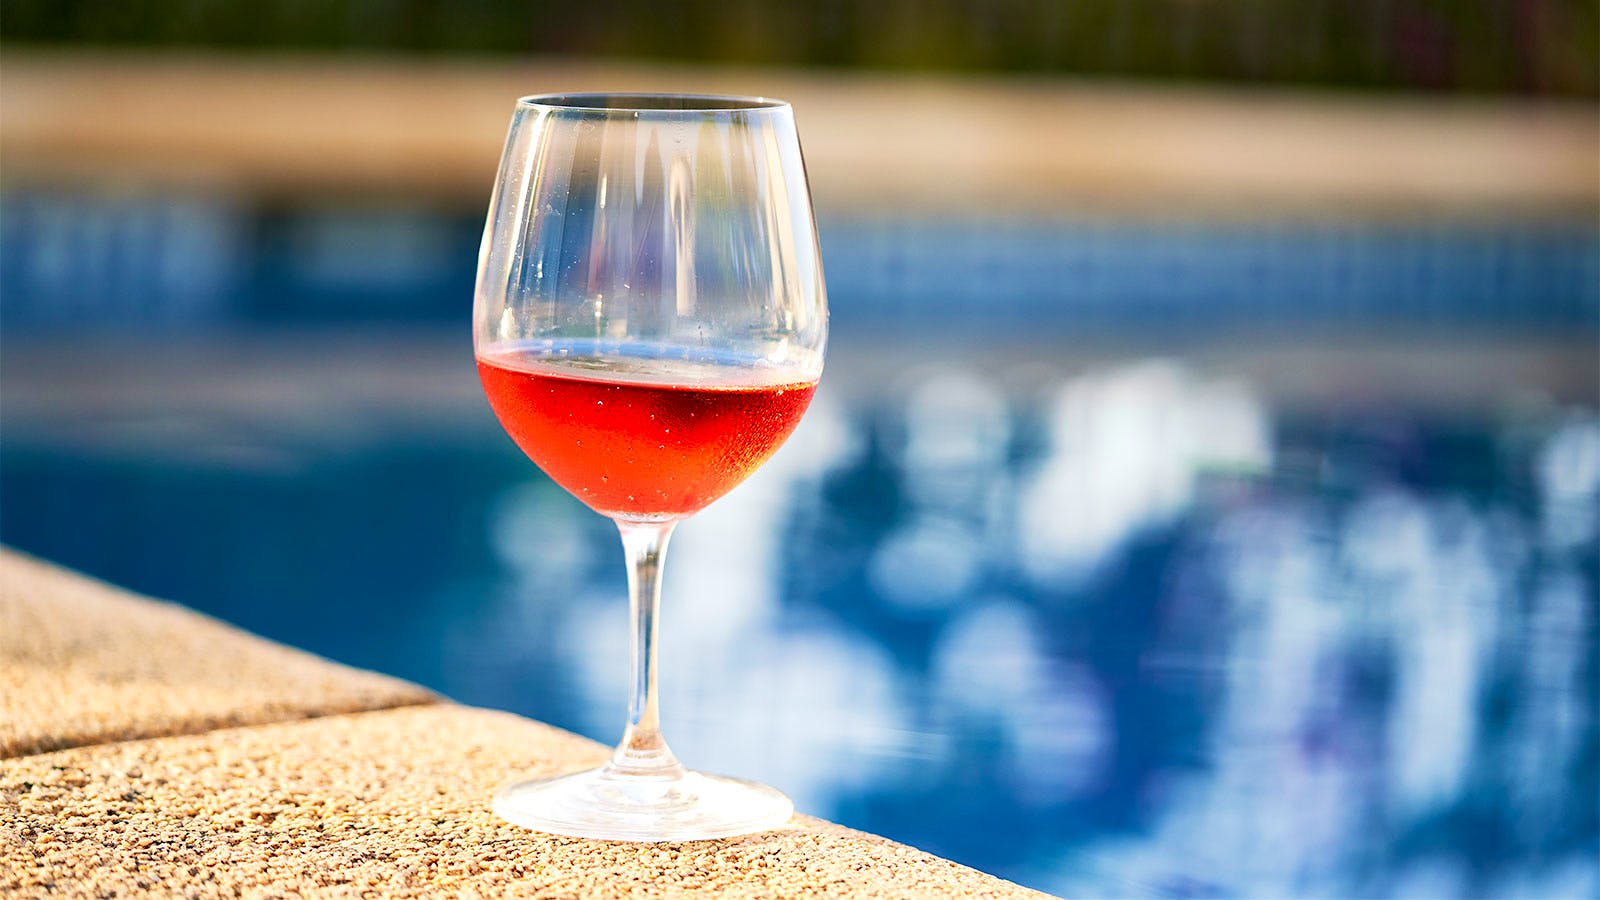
xmin=0 ymin=549 xmax=435 ymax=757
xmin=0 ymin=550 xmax=1049 ymax=896
xmin=0 ymin=705 xmax=1049 ymax=898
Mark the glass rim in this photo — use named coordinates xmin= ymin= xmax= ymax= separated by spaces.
xmin=516 ymin=92 xmax=791 ymax=114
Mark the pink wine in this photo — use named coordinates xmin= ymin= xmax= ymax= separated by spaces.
xmin=477 ymin=347 xmax=817 ymax=519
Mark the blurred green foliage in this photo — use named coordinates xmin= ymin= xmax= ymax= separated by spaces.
xmin=3 ymin=0 xmax=1595 ymax=96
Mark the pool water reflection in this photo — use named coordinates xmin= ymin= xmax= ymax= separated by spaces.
xmin=2 ymin=341 xmax=1596 ymax=898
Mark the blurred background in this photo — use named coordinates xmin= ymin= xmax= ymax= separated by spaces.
xmin=2 ymin=3 xmax=1597 ymax=897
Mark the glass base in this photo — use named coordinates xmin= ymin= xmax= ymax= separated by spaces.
xmin=493 ymin=767 xmax=794 ymax=842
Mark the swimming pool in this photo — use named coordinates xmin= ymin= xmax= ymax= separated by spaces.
xmin=4 ymin=325 xmax=1596 ymax=897
xmin=2 ymin=195 xmax=1596 ymax=896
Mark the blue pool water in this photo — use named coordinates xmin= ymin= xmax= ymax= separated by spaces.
xmin=1 ymin=195 xmax=1597 ymax=896
xmin=2 ymin=191 xmax=1595 ymax=333
xmin=3 ymin=330 xmax=1596 ymax=898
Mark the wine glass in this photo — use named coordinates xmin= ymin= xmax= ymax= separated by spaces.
xmin=473 ymin=93 xmax=827 ymax=841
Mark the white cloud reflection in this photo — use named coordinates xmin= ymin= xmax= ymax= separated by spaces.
xmin=1538 ymin=415 xmax=1600 ymax=552
xmin=933 ymin=599 xmax=1111 ymax=801
xmin=1018 ymin=361 xmax=1271 ymax=591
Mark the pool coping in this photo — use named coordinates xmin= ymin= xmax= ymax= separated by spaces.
xmin=0 ymin=549 xmax=1053 ymax=898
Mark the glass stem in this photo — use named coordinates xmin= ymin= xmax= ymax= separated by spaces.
xmin=605 ymin=518 xmax=685 ymax=780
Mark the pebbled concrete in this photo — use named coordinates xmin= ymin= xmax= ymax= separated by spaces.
xmin=0 ymin=551 xmax=1051 ymax=897
xmin=0 ymin=549 xmax=435 ymax=758
xmin=0 ymin=705 xmax=1049 ymax=898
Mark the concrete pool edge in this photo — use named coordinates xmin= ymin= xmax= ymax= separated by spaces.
xmin=0 ymin=550 xmax=1054 ymax=898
